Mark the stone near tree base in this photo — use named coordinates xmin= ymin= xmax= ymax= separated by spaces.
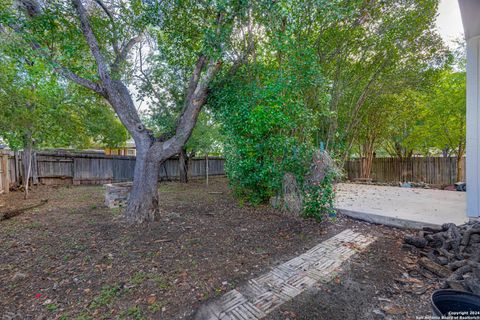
xmin=104 ymin=182 xmax=132 ymax=208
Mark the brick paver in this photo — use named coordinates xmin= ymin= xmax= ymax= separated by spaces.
xmin=194 ymin=229 xmax=376 ymax=320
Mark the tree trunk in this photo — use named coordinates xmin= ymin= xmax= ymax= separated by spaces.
xmin=179 ymin=147 xmax=188 ymax=183
xmin=457 ymin=156 xmax=464 ymax=182
xmin=361 ymin=146 xmax=374 ymax=179
xmin=13 ymin=151 xmax=20 ymax=188
xmin=22 ymin=143 xmax=32 ymax=199
xmin=205 ymin=153 xmax=209 ymax=187
xmin=456 ymin=143 xmax=465 ymax=182
xmin=31 ymin=151 xmax=38 ymax=185
xmin=124 ymin=147 xmax=162 ymax=223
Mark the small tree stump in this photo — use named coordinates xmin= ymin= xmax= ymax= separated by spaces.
xmin=104 ymin=182 xmax=133 ymax=208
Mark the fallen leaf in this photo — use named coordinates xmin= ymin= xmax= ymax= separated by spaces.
xmin=382 ymin=305 xmax=406 ymax=315
xmin=147 ymin=295 xmax=156 ymax=305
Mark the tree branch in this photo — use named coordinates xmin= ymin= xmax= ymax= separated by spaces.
xmin=93 ymin=0 xmax=114 ymax=23
xmin=92 ymin=0 xmax=120 ymax=56
xmin=56 ymin=67 xmax=105 ymax=95
xmin=111 ymin=34 xmax=143 ymax=73
xmin=185 ymin=55 xmax=207 ymax=104
xmin=154 ymin=58 xmax=222 ymax=158
xmin=12 ymin=1 xmax=105 ymax=95
xmin=16 ymin=0 xmax=43 ymax=17
xmin=71 ymin=0 xmax=110 ymax=82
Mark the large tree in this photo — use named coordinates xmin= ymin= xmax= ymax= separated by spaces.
xmin=5 ymin=0 xmax=251 ymax=222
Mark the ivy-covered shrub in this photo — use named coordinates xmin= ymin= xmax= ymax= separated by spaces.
xmin=210 ymin=35 xmax=338 ymax=218
xmin=211 ymin=65 xmax=315 ymax=204
xmin=302 ymin=170 xmax=337 ymax=221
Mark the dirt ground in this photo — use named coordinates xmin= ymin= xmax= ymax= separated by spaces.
xmin=0 ymin=178 xmax=438 ymax=319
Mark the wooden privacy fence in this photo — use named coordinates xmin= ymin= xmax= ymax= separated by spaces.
xmin=344 ymin=157 xmax=466 ymax=185
xmin=3 ymin=150 xmax=225 ymax=187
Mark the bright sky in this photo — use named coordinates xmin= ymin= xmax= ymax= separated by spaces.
xmin=436 ymin=0 xmax=464 ymax=46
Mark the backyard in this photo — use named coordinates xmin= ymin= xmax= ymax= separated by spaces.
xmin=1 ymin=178 xmax=440 ymax=319
xmin=1 ymin=0 xmax=478 ymax=319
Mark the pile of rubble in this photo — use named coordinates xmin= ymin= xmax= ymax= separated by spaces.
xmin=403 ymin=221 xmax=480 ymax=294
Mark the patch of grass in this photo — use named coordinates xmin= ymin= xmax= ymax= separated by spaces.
xmin=77 ymin=191 xmax=96 ymax=202
xmin=110 ymin=207 xmax=122 ymax=216
xmin=254 ymin=247 xmax=267 ymax=254
xmin=2 ymin=220 xmax=18 ymax=237
xmin=296 ymin=232 xmax=307 ymax=241
xmin=144 ymin=251 xmax=157 ymax=259
xmin=46 ymin=303 xmax=58 ymax=312
xmin=191 ymin=259 xmax=198 ymax=268
xmin=148 ymin=302 xmax=163 ymax=313
xmin=89 ymin=285 xmax=122 ymax=309
xmin=126 ymin=306 xmax=144 ymax=320
xmin=63 ymin=238 xmax=88 ymax=252
xmin=130 ymin=272 xmax=147 ymax=285
xmin=187 ymin=238 xmax=201 ymax=246
xmin=26 ymin=221 xmax=42 ymax=229
xmin=128 ymin=272 xmax=170 ymax=290
xmin=237 ymin=198 xmax=245 ymax=208
xmin=150 ymin=274 xmax=170 ymax=290
xmin=75 ymin=314 xmax=92 ymax=320
xmin=215 ymin=287 xmax=224 ymax=296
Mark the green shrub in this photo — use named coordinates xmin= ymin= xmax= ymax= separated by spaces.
xmin=212 ymin=65 xmax=315 ymax=204
xmin=302 ymin=171 xmax=337 ymax=221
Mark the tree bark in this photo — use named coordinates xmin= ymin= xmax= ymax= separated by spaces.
xmin=124 ymin=147 xmax=162 ymax=223
xmin=103 ymin=62 xmax=217 ymax=223
xmin=179 ymin=147 xmax=188 ymax=183
xmin=22 ymin=140 xmax=33 ymax=199
xmin=360 ymin=139 xmax=375 ymax=179
xmin=457 ymin=157 xmax=464 ymax=182
xmin=456 ymin=143 xmax=465 ymax=182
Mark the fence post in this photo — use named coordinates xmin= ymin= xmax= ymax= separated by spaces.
xmin=13 ymin=151 xmax=20 ymax=187
xmin=205 ymin=154 xmax=209 ymax=187
xmin=2 ymin=154 xmax=10 ymax=194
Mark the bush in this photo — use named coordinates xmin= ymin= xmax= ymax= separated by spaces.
xmin=212 ymin=65 xmax=314 ymax=204
xmin=302 ymin=170 xmax=337 ymax=221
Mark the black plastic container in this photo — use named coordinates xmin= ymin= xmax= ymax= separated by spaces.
xmin=431 ymin=289 xmax=480 ymax=316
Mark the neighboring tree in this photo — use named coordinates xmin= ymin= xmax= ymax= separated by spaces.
xmin=0 ymin=51 xmax=127 ymax=197
xmin=354 ymin=96 xmax=392 ymax=179
xmin=424 ymin=70 xmax=466 ymax=181
xmin=313 ymin=0 xmax=445 ymax=161
xmin=6 ymin=0 xmax=252 ymax=222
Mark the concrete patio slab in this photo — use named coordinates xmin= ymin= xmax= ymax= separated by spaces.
xmin=335 ymin=183 xmax=467 ymax=229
